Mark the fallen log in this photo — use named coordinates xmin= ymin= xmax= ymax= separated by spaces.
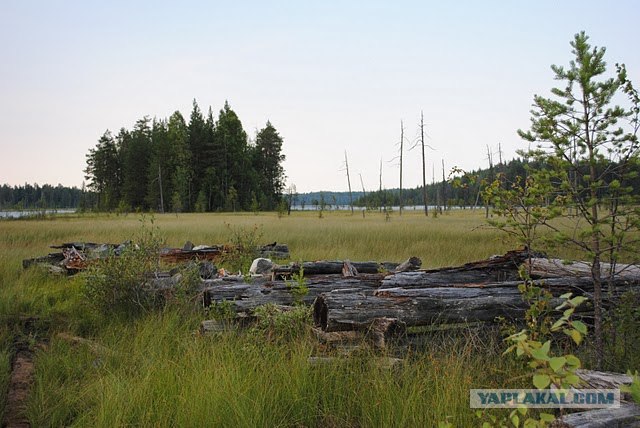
xmin=559 ymin=403 xmax=640 ymax=427
xmin=202 ymin=274 xmax=384 ymax=311
xmin=382 ymin=275 xmax=640 ymax=293
xmin=273 ymin=260 xmax=396 ymax=276
xmin=21 ymin=253 xmax=64 ymax=270
xmin=381 ymin=248 xmax=542 ymax=288
xmin=313 ymin=286 xmax=562 ymax=332
xmin=526 ymin=258 xmax=640 ymax=281
xmin=24 ymin=241 xmax=289 ymax=273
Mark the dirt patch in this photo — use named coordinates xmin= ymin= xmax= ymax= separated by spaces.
xmin=2 ymin=345 xmax=34 ymax=428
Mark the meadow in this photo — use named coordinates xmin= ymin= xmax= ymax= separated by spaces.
xmin=0 ymin=209 xmax=636 ymax=426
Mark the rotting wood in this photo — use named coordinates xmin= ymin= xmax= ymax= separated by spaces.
xmin=273 ymin=260 xmax=393 ymax=277
xmin=381 ymin=248 xmax=543 ymax=288
xmin=202 ymin=274 xmax=384 ymax=311
xmin=312 ymin=327 xmax=364 ymax=344
xmin=366 ymin=317 xmax=407 ymax=349
xmin=394 ymin=256 xmax=422 ymax=273
xmin=313 ymin=286 xmax=560 ymax=332
xmin=381 ymin=276 xmax=639 ymax=294
xmin=526 ymin=258 xmax=640 ymax=281
xmin=575 ymin=369 xmax=634 ymax=392
xmin=2 ymin=348 xmax=34 ymax=428
xmin=558 ymin=403 xmax=640 ymax=427
xmin=342 ymin=260 xmax=358 ymax=277
xmin=23 ymin=241 xmax=290 ymax=274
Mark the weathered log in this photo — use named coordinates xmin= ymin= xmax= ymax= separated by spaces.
xmin=202 ymin=274 xmax=384 ymax=311
xmin=559 ymin=403 xmax=640 ymax=427
xmin=394 ymin=257 xmax=422 ymax=273
xmin=22 ymin=253 xmax=64 ymax=269
xmin=575 ymin=369 xmax=634 ymax=392
xmin=381 ymin=248 xmax=542 ymax=288
xmin=258 ymin=243 xmax=290 ymax=260
xmin=382 ymin=275 xmax=640 ymax=293
xmin=526 ymin=258 xmax=640 ymax=281
xmin=313 ymin=286 xmax=562 ymax=332
xmin=274 ymin=261 xmax=391 ymax=276
xmin=342 ymin=260 xmax=358 ymax=277
xmin=312 ymin=328 xmax=364 ymax=344
xmin=366 ymin=317 xmax=407 ymax=349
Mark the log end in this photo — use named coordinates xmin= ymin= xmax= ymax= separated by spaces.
xmin=313 ymin=295 xmax=328 ymax=331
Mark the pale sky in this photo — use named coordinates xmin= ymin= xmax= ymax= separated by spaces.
xmin=1 ymin=1 xmax=638 ymax=192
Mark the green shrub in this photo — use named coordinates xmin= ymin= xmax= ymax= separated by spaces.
xmin=83 ymin=217 xmax=166 ymax=317
xmin=220 ymin=223 xmax=263 ymax=273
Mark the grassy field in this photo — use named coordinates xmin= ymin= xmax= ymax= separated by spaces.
xmin=0 ymin=209 xmax=636 ymax=426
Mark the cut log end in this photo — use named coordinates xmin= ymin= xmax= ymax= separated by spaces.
xmin=313 ymin=296 xmax=329 ymax=331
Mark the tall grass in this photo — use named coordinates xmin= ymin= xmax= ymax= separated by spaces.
xmin=27 ymin=310 xmax=519 ymax=427
xmin=0 ymin=209 xmax=634 ymax=426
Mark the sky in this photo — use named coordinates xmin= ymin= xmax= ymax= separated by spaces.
xmin=1 ymin=1 xmax=639 ymax=193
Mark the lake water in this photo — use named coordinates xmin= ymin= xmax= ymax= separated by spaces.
xmin=290 ymin=205 xmax=478 ymax=211
xmin=0 ymin=209 xmax=76 ymax=219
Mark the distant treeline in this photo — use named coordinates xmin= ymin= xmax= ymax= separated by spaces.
xmin=0 ymin=183 xmax=82 ymax=210
xmin=84 ymin=100 xmax=286 ymax=213
xmin=355 ymin=157 xmax=640 ymax=210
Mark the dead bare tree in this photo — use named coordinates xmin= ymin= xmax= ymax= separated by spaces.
xmin=432 ymin=162 xmax=438 ymax=216
xmin=399 ymin=121 xmax=404 ymax=215
xmin=485 ymin=144 xmax=494 ymax=218
xmin=420 ymin=112 xmax=428 ymax=216
xmin=359 ymin=173 xmax=367 ymax=216
xmin=441 ymin=159 xmax=446 ymax=213
xmin=379 ymin=158 xmax=383 ymax=212
xmin=342 ymin=151 xmax=354 ymax=214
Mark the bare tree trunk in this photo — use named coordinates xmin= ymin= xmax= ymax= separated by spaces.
xmin=441 ymin=159 xmax=446 ymax=213
xmin=420 ymin=111 xmax=428 ymax=216
xmin=485 ymin=145 xmax=494 ymax=219
xmin=359 ymin=173 xmax=367 ymax=212
xmin=344 ymin=151 xmax=354 ymax=214
xmin=379 ymin=159 xmax=383 ymax=212
xmin=399 ymin=120 xmax=404 ymax=216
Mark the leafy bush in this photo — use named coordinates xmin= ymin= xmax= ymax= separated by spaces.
xmin=83 ymin=217 xmax=166 ymax=317
xmin=220 ymin=223 xmax=263 ymax=273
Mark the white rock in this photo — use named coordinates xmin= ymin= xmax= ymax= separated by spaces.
xmin=249 ymin=258 xmax=273 ymax=275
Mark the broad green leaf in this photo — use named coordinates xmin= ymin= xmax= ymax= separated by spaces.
xmin=551 ymin=319 xmax=565 ymax=331
xmin=565 ymin=373 xmax=581 ymax=386
xmin=531 ymin=350 xmax=549 ymax=361
xmin=566 ymin=354 xmax=581 ymax=368
xmin=572 ymin=320 xmax=587 ymax=334
xmin=570 ymin=296 xmax=587 ymax=306
xmin=510 ymin=413 xmax=520 ymax=427
xmin=549 ymin=356 xmax=566 ymax=372
xmin=533 ymin=374 xmax=551 ymax=389
xmin=567 ymin=328 xmax=583 ymax=345
xmin=539 ymin=413 xmax=556 ymax=422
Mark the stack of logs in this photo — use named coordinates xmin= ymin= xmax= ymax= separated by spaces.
xmin=200 ymin=249 xmax=640 ymax=427
xmin=202 ymin=248 xmax=640 ymax=335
